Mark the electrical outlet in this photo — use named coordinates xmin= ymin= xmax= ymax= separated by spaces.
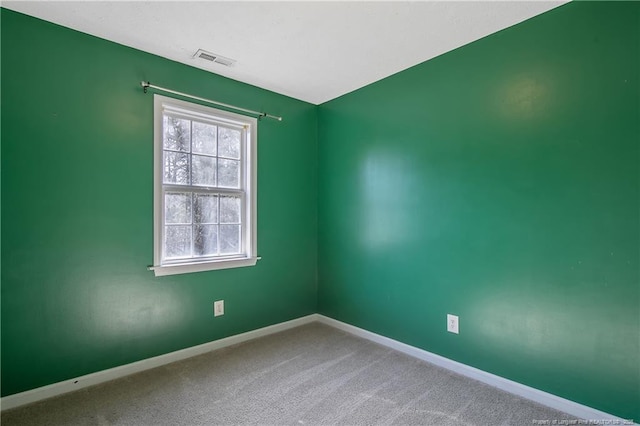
xmin=447 ymin=314 xmax=459 ymax=334
xmin=214 ymin=300 xmax=224 ymax=317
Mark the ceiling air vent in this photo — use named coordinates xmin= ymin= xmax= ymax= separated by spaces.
xmin=193 ymin=49 xmax=236 ymax=67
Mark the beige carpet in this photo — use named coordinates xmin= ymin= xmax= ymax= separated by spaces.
xmin=1 ymin=322 xmax=574 ymax=425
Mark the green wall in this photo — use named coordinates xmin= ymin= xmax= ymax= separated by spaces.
xmin=2 ymin=1 xmax=639 ymax=421
xmin=1 ymin=9 xmax=317 ymax=396
xmin=318 ymin=1 xmax=639 ymax=421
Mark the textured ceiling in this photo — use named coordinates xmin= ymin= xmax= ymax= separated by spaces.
xmin=3 ymin=1 xmax=567 ymax=104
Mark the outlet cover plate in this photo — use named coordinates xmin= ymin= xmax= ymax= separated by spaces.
xmin=214 ymin=300 xmax=224 ymax=317
xmin=447 ymin=314 xmax=459 ymax=334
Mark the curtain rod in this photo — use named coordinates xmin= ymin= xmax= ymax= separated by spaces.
xmin=140 ymin=81 xmax=283 ymax=122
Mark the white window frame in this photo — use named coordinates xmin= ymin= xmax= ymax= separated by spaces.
xmin=153 ymin=94 xmax=258 ymax=276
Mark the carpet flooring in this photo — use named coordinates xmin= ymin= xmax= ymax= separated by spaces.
xmin=1 ymin=322 xmax=575 ymax=425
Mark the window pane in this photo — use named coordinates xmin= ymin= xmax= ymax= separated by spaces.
xmin=220 ymin=195 xmax=241 ymax=224
xmin=194 ymin=225 xmax=218 ymax=257
xmin=218 ymin=127 xmax=241 ymax=159
xmin=218 ymin=159 xmax=240 ymax=188
xmin=220 ymin=225 xmax=240 ymax=254
xmin=165 ymin=193 xmax=192 ymax=224
xmin=163 ymin=116 xmax=191 ymax=152
xmin=192 ymin=155 xmax=216 ymax=186
xmin=194 ymin=194 xmax=218 ymax=224
xmin=163 ymin=152 xmax=189 ymax=184
xmin=193 ymin=122 xmax=217 ymax=156
xmin=165 ymin=225 xmax=191 ymax=258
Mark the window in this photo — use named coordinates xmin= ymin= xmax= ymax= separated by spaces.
xmin=153 ymin=95 xmax=257 ymax=276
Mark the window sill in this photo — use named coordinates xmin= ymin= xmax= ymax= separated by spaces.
xmin=150 ymin=257 xmax=259 ymax=277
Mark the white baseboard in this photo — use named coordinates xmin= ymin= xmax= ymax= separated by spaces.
xmin=316 ymin=314 xmax=634 ymax=424
xmin=2 ymin=313 xmax=634 ymax=424
xmin=0 ymin=314 xmax=318 ymax=411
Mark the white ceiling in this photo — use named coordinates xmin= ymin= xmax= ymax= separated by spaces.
xmin=3 ymin=1 xmax=567 ymax=105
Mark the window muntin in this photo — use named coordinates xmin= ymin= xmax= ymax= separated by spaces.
xmin=153 ymin=95 xmax=257 ymax=276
